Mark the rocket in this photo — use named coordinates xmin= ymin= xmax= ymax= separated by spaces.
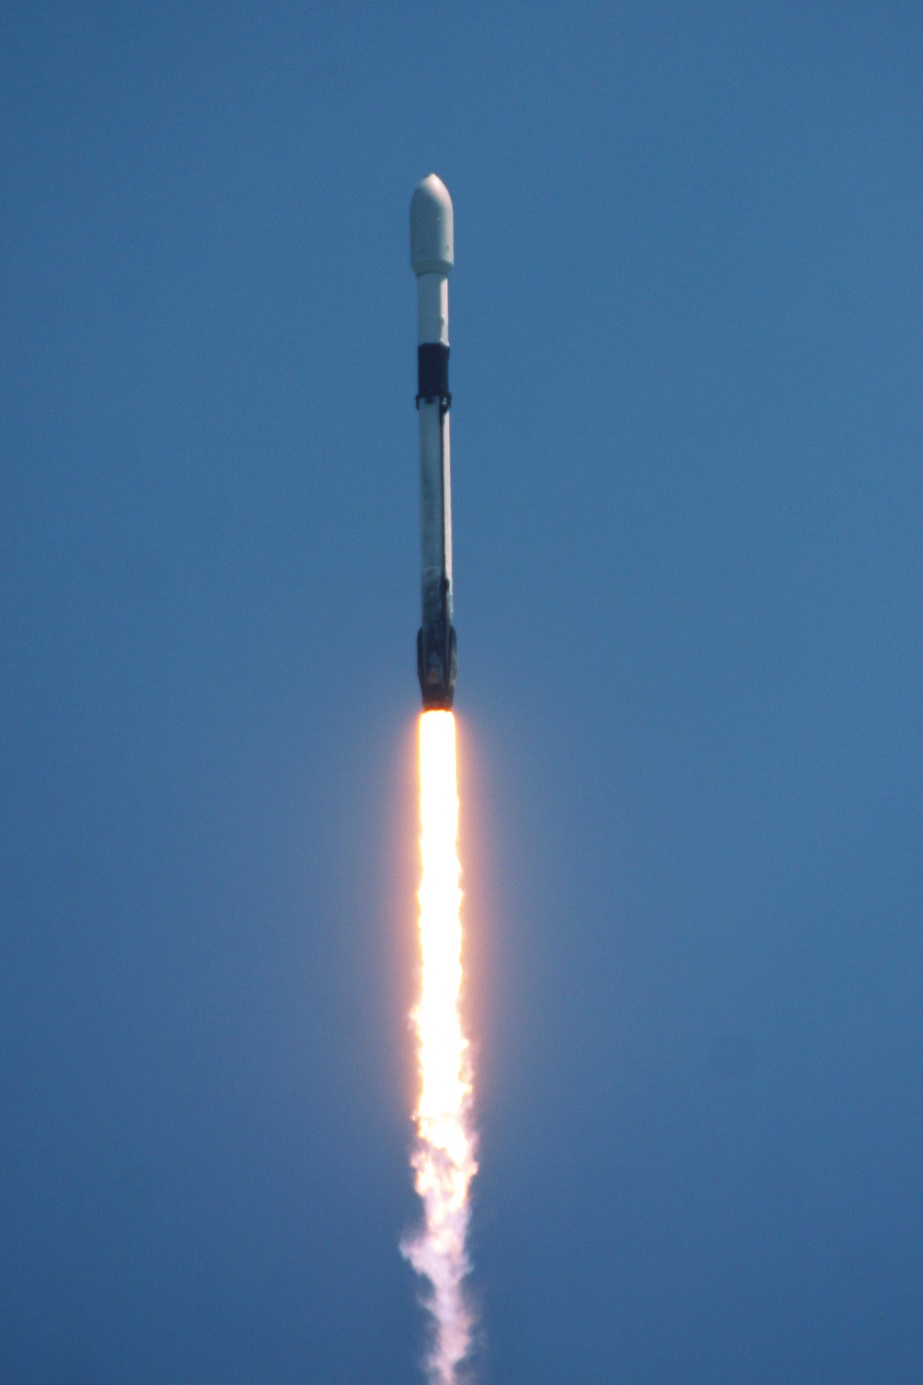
xmin=411 ymin=174 xmax=457 ymax=710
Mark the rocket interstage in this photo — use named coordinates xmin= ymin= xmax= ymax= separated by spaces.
xmin=411 ymin=174 xmax=457 ymax=711
xmin=403 ymin=175 xmax=478 ymax=1385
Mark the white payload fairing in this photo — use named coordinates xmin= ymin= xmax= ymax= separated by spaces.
xmin=411 ymin=174 xmax=457 ymax=710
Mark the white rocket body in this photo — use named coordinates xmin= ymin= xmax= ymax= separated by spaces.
xmin=411 ymin=175 xmax=457 ymax=709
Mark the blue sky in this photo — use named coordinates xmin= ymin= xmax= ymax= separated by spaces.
xmin=2 ymin=3 xmax=922 ymax=1381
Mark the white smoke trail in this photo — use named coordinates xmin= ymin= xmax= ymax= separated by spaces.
xmin=402 ymin=710 xmax=478 ymax=1384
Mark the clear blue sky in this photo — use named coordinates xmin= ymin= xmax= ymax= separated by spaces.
xmin=2 ymin=3 xmax=922 ymax=1381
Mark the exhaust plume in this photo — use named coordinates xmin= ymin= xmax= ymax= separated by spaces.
xmin=402 ymin=710 xmax=478 ymax=1383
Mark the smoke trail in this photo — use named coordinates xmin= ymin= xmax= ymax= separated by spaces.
xmin=402 ymin=710 xmax=478 ymax=1384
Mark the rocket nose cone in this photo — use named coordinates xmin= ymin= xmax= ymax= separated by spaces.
xmin=411 ymin=174 xmax=454 ymax=276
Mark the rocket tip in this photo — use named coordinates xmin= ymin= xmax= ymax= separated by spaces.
xmin=411 ymin=174 xmax=454 ymax=276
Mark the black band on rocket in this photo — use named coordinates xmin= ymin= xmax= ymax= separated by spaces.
xmin=417 ymin=343 xmax=450 ymax=406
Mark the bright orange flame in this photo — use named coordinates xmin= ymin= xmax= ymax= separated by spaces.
xmin=402 ymin=710 xmax=478 ymax=1384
